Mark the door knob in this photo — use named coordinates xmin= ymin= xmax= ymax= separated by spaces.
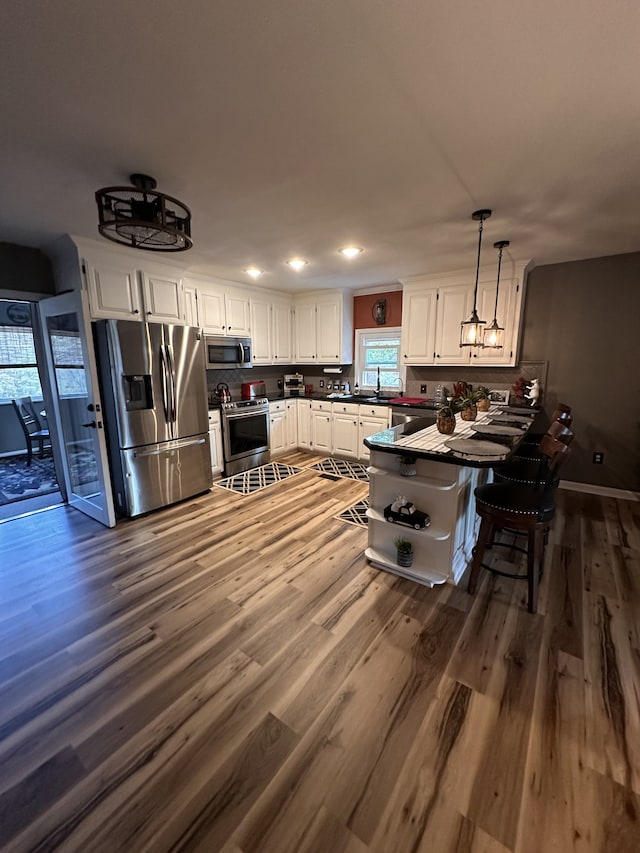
xmin=82 ymin=420 xmax=97 ymax=428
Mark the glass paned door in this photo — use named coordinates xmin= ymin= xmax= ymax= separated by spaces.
xmin=38 ymin=291 xmax=115 ymax=527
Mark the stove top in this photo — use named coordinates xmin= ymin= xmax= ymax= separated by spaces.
xmin=217 ymin=397 xmax=269 ymax=412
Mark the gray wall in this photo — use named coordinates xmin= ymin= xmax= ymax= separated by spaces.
xmin=0 ymin=242 xmax=54 ymax=294
xmin=409 ymin=251 xmax=640 ymax=492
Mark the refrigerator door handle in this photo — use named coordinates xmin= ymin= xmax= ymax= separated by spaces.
xmin=166 ymin=344 xmax=177 ymax=423
xmin=160 ymin=345 xmax=172 ymax=425
xmin=133 ymin=437 xmax=207 ymax=457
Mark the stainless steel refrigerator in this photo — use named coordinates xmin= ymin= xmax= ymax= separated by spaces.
xmin=95 ymin=319 xmax=212 ymax=517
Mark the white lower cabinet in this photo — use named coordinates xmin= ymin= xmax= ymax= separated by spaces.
xmin=358 ymin=416 xmax=389 ymax=461
xmin=311 ymin=400 xmax=333 ymax=453
xmin=208 ymin=410 xmax=224 ymax=476
xmin=297 ymin=400 xmax=312 ymax=449
xmin=269 ymin=400 xmax=287 ymax=455
xmin=285 ymin=400 xmax=297 ymax=449
xmin=332 ymin=411 xmax=359 ymax=457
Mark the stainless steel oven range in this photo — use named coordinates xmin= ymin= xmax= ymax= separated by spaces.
xmin=219 ymin=397 xmax=270 ymax=475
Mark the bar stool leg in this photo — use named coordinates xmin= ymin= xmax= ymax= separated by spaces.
xmin=468 ymin=516 xmax=493 ymax=595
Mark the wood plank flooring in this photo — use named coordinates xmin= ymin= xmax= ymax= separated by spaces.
xmin=0 ymin=451 xmax=639 ymax=852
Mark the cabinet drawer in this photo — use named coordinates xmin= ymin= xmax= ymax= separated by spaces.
xmin=359 ymin=404 xmax=389 ymax=420
xmin=269 ymin=400 xmax=286 ymax=413
xmin=332 ymin=402 xmax=360 ymax=415
xmin=208 ymin=410 xmax=221 ymax=426
xmin=311 ymin=400 xmax=332 ymax=412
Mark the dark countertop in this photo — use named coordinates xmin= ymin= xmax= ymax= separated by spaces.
xmin=364 ymin=407 xmax=535 ymax=468
xmin=269 ymin=393 xmax=439 ymax=409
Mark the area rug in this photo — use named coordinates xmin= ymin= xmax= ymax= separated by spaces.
xmin=336 ymin=498 xmax=369 ymax=527
xmin=310 ymin=458 xmax=369 ymax=481
xmin=215 ymin=463 xmax=303 ymax=495
xmin=0 ymin=454 xmax=59 ymax=505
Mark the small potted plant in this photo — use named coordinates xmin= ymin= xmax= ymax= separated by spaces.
xmin=475 ymin=385 xmax=491 ymax=412
xmin=458 ymin=387 xmax=479 ymax=421
xmin=394 ymin=535 xmax=414 ymax=568
xmin=436 ymin=397 xmax=458 ymax=435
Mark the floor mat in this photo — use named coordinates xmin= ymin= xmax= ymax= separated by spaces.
xmin=0 ymin=454 xmax=59 ymax=505
xmin=336 ymin=498 xmax=369 ymax=527
xmin=215 ymin=462 xmax=303 ymax=495
xmin=310 ymin=458 xmax=369 ymax=481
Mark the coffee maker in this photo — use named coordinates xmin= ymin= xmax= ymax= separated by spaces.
xmin=283 ymin=373 xmax=304 ymax=396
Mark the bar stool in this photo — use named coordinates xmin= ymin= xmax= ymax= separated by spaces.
xmin=514 ymin=421 xmax=573 ymax=460
xmin=495 ymin=426 xmax=574 ymax=483
xmin=521 ymin=406 xmax=573 ymax=446
xmin=468 ymin=435 xmax=572 ymax=613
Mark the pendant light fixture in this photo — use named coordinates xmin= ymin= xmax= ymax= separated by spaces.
xmin=483 ymin=240 xmax=509 ymax=348
xmin=95 ymin=174 xmax=192 ymax=252
xmin=460 ymin=208 xmax=491 ymax=347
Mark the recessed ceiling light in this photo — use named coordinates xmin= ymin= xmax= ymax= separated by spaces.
xmin=286 ymin=258 xmax=308 ymax=271
xmin=244 ymin=267 xmax=264 ymax=279
xmin=339 ymin=246 xmax=363 ymax=258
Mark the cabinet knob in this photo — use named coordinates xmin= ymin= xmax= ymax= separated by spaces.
xmin=404 ymin=353 xmax=407 ymax=357
xmin=147 ymin=311 xmax=152 ymax=315
xmin=436 ymin=354 xmax=440 ymax=358
xmin=133 ymin=309 xmax=139 ymax=315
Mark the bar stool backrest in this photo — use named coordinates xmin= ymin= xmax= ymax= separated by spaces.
xmin=537 ymin=434 xmax=573 ymax=485
xmin=547 ymin=421 xmax=574 ymax=446
xmin=553 ymin=409 xmax=573 ymax=427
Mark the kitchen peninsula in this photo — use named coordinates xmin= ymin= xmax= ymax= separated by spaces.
xmin=364 ymin=407 xmax=534 ymax=587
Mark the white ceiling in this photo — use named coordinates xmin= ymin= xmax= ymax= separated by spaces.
xmin=1 ymin=0 xmax=639 ymax=291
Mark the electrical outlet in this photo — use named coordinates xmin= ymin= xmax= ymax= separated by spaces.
xmin=319 ymin=379 xmax=325 ymax=389
xmin=592 ymin=452 xmax=604 ymax=464
xmin=420 ymin=384 xmax=427 ymax=394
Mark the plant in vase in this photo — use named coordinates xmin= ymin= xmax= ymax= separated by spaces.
xmin=394 ymin=535 xmax=414 ymax=568
xmin=458 ymin=387 xmax=480 ymax=421
xmin=436 ymin=397 xmax=459 ymax=434
xmin=475 ymin=385 xmax=491 ymax=412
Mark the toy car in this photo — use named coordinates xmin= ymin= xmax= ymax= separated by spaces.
xmin=384 ymin=502 xmax=430 ymax=530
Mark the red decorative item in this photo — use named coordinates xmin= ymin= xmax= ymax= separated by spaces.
xmin=453 ymin=381 xmax=468 ymax=398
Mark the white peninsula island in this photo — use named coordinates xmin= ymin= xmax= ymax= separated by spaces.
xmin=363 ymin=407 xmax=535 ymax=588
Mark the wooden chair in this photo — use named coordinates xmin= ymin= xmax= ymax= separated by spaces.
xmin=11 ymin=397 xmax=51 ymax=465
xmin=468 ymin=435 xmax=572 ymax=613
xmin=514 ymin=421 xmax=573 ymax=460
xmin=521 ymin=406 xmax=573 ymax=446
xmin=494 ymin=424 xmax=574 ymax=484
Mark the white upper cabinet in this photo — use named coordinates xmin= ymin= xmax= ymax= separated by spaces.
xmin=82 ymin=250 xmax=184 ymax=324
xmin=187 ymin=277 xmax=252 ymax=337
xmin=401 ymin=260 xmax=531 ymax=367
xmin=183 ymin=283 xmax=199 ymax=327
xmin=294 ymin=290 xmax=353 ymax=364
xmin=250 ymin=292 xmax=293 ymax=365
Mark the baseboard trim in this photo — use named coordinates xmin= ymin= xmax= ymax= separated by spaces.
xmin=559 ymin=480 xmax=640 ymax=502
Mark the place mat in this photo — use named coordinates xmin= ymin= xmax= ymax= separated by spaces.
xmin=472 ymin=423 xmax=526 ymax=438
xmin=215 ymin=463 xmax=303 ymax=495
xmin=310 ymin=458 xmax=369 ymax=481
xmin=444 ymin=438 xmax=510 ymax=459
xmin=490 ymin=414 xmax=532 ymax=426
xmin=502 ymin=406 xmax=536 ymax=417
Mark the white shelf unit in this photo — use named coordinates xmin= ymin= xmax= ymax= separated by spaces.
xmin=366 ymin=451 xmax=489 ymax=587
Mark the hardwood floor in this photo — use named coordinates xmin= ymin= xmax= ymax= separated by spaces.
xmin=1 ymin=451 xmax=639 ymax=852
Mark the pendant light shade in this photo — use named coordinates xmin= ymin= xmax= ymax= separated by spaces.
xmin=460 ymin=209 xmax=491 ymax=347
xmin=95 ymin=174 xmax=193 ymax=252
xmin=483 ymin=240 xmax=509 ymax=349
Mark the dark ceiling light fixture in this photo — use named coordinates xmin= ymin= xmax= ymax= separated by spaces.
xmin=460 ymin=208 xmax=491 ymax=347
xmin=95 ymin=173 xmax=193 ymax=252
xmin=483 ymin=240 xmax=509 ymax=348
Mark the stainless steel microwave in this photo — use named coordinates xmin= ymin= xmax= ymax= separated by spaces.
xmin=205 ymin=335 xmax=253 ymax=369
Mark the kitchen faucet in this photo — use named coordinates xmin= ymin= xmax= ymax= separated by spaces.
xmin=376 ymin=367 xmax=381 ymax=397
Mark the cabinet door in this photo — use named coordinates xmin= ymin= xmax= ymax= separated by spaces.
xmin=270 ymin=411 xmax=286 ymax=454
xmin=316 ymin=298 xmax=340 ymax=362
xmin=285 ymin=400 xmax=297 ymax=448
xmin=358 ymin=416 xmax=388 ymax=460
xmin=184 ymin=285 xmax=199 ymax=327
xmin=140 ymin=272 xmax=184 ymax=324
xmin=199 ymin=289 xmax=226 ymax=334
xmin=434 ymin=284 xmax=473 ymax=365
xmin=401 ymin=288 xmax=437 ymax=364
xmin=311 ymin=411 xmax=332 ymax=452
xmin=473 ymin=278 xmax=518 ymax=366
xmin=272 ymin=300 xmax=293 ymax=363
xmin=295 ymin=302 xmax=317 ymax=362
xmin=297 ymin=400 xmax=312 ymax=448
xmin=250 ymin=297 xmax=272 ymax=364
xmin=225 ymin=292 xmax=251 ymax=336
xmin=209 ymin=423 xmax=223 ymax=475
xmin=85 ymin=259 xmax=142 ymax=321
xmin=332 ymin=413 xmax=359 ymax=458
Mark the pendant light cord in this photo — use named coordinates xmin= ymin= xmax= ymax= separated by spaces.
xmin=472 ymin=216 xmax=485 ymax=313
